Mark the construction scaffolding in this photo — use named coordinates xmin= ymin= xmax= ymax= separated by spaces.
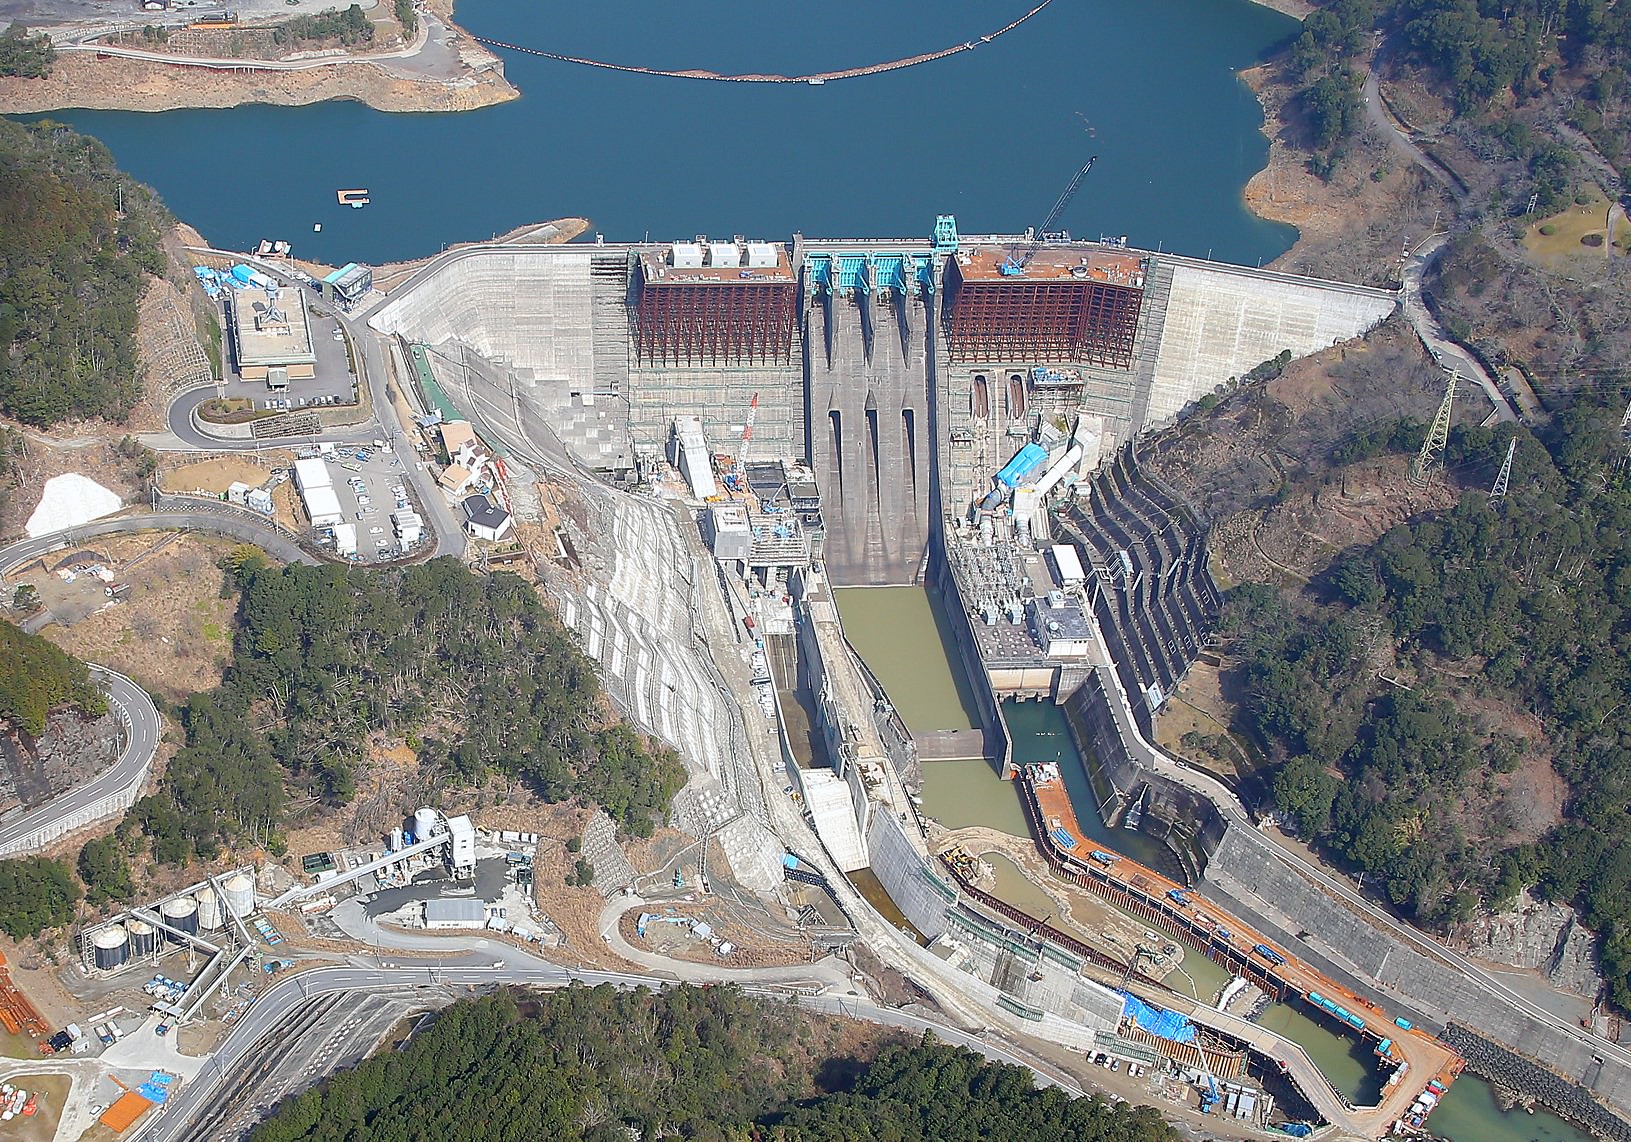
xmin=632 ymin=249 xmax=798 ymax=367
xmin=944 ymin=248 xmax=1146 ymax=368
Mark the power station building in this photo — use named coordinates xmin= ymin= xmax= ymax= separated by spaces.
xmin=228 ymin=284 xmax=316 ymax=382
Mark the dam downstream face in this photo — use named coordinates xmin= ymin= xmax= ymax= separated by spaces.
xmin=31 ymin=0 xmax=1297 ymax=264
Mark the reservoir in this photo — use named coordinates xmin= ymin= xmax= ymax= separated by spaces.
xmin=24 ymin=0 xmax=1298 ymax=265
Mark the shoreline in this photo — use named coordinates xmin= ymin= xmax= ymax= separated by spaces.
xmin=1242 ymin=0 xmax=1315 ymax=17
xmin=0 ymin=4 xmax=518 ymax=115
xmin=1238 ymin=61 xmax=1324 ymax=268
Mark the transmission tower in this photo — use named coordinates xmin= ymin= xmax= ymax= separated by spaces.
xmin=1410 ymin=370 xmax=1458 ymax=488
xmin=1489 ymin=437 xmax=1516 ymax=502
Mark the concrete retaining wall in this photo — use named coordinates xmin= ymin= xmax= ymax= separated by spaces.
xmin=1145 ymin=260 xmax=1396 ymax=428
xmin=866 ymin=812 xmax=951 ymax=941
xmin=1204 ymin=826 xmax=1631 ymax=1116
xmin=0 ymin=703 xmax=139 ymax=858
xmin=1064 ymin=671 xmax=1229 ymax=877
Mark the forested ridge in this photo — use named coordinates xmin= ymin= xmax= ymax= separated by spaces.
xmin=250 ymin=985 xmax=1177 ymax=1142
xmin=1242 ymin=386 xmax=1631 ymax=1007
xmin=0 ymin=118 xmax=168 ymax=427
xmin=132 ymin=555 xmax=684 ymax=863
xmin=0 ymin=620 xmax=106 ymax=736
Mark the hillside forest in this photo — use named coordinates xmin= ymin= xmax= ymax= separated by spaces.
xmin=0 ymin=118 xmax=168 ymax=427
xmin=1201 ymin=378 xmax=1631 ymax=1008
xmin=0 ymin=555 xmax=682 ymax=939
xmin=129 ymin=555 xmax=685 ymax=865
xmin=250 ymin=984 xmax=1179 ymax=1142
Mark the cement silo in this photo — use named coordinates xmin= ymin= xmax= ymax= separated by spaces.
xmin=413 ymin=807 xmax=439 ymax=843
xmin=127 ymin=918 xmax=157 ymax=958
xmin=196 ymin=887 xmax=222 ymax=931
xmin=92 ymin=924 xmax=129 ymax=970
xmin=161 ymin=896 xmax=199 ymax=944
xmin=222 ymin=872 xmax=255 ymax=919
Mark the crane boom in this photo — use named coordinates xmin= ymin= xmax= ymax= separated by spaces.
xmin=1002 ymin=155 xmax=1099 ymax=275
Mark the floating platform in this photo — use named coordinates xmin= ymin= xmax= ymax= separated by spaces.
xmin=336 ymin=189 xmax=370 ymax=207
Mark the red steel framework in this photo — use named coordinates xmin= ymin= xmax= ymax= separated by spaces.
xmin=945 ymin=276 xmax=1143 ymax=368
xmin=633 ymin=279 xmax=797 ymax=367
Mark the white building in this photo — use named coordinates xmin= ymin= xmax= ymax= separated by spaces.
xmin=245 ymin=488 xmax=274 ymax=516
xmin=331 ymin=523 xmax=357 ymax=557
xmin=302 ymin=484 xmax=343 ymax=528
xmin=423 ymin=898 xmax=485 ymax=930
xmin=293 ymin=457 xmax=331 ymax=494
xmin=446 ymin=813 xmax=476 ymax=875
xmin=461 ymin=494 xmax=513 ymax=542
xmin=393 ymin=509 xmax=423 ymax=546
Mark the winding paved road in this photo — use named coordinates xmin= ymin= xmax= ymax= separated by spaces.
xmin=0 ymin=668 xmax=160 ymax=857
xmin=132 ymin=961 xmax=1080 ymax=1142
xmin=0 ymin=510 xmax=314 ymax=574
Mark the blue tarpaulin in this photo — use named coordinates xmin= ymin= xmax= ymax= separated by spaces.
xmin=1118 ymin=991 xmax=1197 ymax=1044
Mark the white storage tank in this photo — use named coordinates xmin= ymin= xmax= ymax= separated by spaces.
xmin=160 ymin=897 xmax=198 ymax=944
xmin=196 ymin=887 xmax=222 ymax=931
xmin=127 ymin=918 xmax=157 ymax=958
xmin=222 ymin=872 xmax=255 ymax=918
xmin=413 ymin=807 xmax=439 ymax=842
xmin=92 ymin=925 xmax=129 ymax=970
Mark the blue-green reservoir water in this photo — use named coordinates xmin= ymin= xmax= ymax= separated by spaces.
xmin=28 ymin=0 xmax=1298 ymax=263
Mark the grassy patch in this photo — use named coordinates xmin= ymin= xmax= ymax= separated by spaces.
xmin=1523 ymin=185 xmax=1614 ymax=262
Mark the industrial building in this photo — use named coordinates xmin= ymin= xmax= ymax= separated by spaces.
xmin=293 ymin=457 xmax=343 ymax=528
xmin=227 ymin=283 xmax=316 ymax=382
xmin=321 ymin=262 xmax=373 ymax=307
xmin=423 ymin=898 xmax=486 ymax=930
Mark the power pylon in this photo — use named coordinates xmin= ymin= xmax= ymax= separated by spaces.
xmin=1489 ymin=437 xmax=1516 ymax=502
xmin=1410 ymin=370 xmax=1457 ymax=488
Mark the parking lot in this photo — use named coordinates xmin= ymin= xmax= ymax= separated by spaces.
xmin=299 ymin=447 xmax=426 ymax=564
xmin=224 ymin=295 xmax=359 ymax=412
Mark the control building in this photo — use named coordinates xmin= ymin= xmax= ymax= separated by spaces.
xmin=228 ymin=284 xmax=316 ymax=382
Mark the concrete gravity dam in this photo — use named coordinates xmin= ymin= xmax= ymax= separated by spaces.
xmin=370 ymin=218 xmax=1397 ymax=584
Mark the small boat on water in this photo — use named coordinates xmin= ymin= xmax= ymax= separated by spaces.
xmin=336 ymin=188 xmax=370 ymax=207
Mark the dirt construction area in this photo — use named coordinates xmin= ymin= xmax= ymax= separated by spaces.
xmin=160 ymin=456 xmax=278 ymax=497
xmin=17 ymin=531 xmax=242 ymax=701
xmin=0 ymin=1072 xmax=70 ymax=1142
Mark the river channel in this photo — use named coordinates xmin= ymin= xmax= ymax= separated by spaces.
xmin=836 ymin=586 xmax=1593 ymax=1142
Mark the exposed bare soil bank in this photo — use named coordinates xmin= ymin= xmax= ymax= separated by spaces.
xmin=0 ymin=46 xmax=516 ymax=114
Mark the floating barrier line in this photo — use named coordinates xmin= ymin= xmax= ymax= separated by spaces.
xmin=473 ymin=0 xmax=1055 ymax=85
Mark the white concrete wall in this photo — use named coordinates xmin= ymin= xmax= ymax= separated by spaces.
xmin=1146 ymin=262 xmax=1397 ymax=427
xmin=867 ymin=812 xmax=951 ymax=940
xmin=370 ymin=251 xmax=596 ymax=385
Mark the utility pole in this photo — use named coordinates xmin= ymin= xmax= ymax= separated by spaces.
xmin=1410 ymin=370 xmax=1457 ymax=488
xmin=1489 ymin=438 xmax=1517 ymax=502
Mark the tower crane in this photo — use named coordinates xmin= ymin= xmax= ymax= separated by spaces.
xmin=738 ymin=392 xmax=759 ymax=468
xmin=1001 ymin=155 xmax=1099 ymax=276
